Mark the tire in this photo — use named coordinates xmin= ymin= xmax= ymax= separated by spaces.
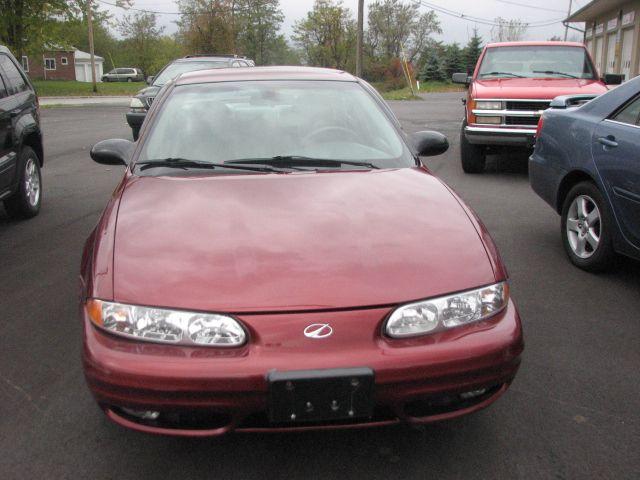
xmin=127 ymin=77 xmax=133 ymax=82
xmin=460 ymin=121 xmax=486 ymax=173
xmin=3 ymin=147 xmax=42 ymax=219
xmin=560 ymin=181 xmax=615 ymax=272
xmin=131 ymin=126 xmax=140 ymax=141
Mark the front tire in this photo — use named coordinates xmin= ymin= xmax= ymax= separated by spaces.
xmin=127 ymin=77 xmax=133 ymax=83
xmin=460 ymin=121 xmax=486 ymax=173
xmin=3 ymin=147 xmax=42 ymax=219
xmin=561 ymin=181 xmax=615 ymax=272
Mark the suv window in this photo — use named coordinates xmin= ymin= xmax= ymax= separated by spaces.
xmin=612 ymin=96 xmax=640 ymax=126
xmin=0 ymin=54 xmax=28 ymax=95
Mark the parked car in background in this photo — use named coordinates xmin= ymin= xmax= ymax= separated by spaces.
xmin=101 ymin=68 xmax=144 ymax=83
xmin=453 ymin=41 xmax=623 ymax=173
xmin=126 ymin=54 xmax=254 ymax=140
xmin=83 ymin=66 xmax=523 ymax=437
xmin=0 ymin=45 xmax=43 ymax=219
xmin=530 ymin=75 xmax=640 ymax=271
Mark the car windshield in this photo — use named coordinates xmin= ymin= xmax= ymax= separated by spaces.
xmin=478 ymin=46 xmax=596 ymax=79
xmin=153 ymin=61 xmax=229 ymax=86
xmin=139 ymin=81 xmax=413 ymax=171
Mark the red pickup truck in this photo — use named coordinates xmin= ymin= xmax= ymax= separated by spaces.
xmin=452 ymin=41 xmax=622 ymax=173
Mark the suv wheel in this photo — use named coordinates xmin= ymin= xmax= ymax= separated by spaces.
xmin=460 ymin=121 xmax=486 ymax=173
xmin=561 ymin=181 xmax=615 ymax=272
xmin=4 ymin=147 xmax=42 ymax=219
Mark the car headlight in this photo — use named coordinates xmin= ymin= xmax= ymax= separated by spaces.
xmin=129 ymin=97 xmax=145 ymax=109
xmin=385 ymin=282 xmax=508 ymax=338
xmin=86 ymin=299 xmax=246 ymax=347
xmin=475 ymin=100 xmax=503 ymax=110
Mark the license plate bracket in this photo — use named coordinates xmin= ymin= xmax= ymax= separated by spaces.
xmin=268 ymin=367 xmax=374 ymax=424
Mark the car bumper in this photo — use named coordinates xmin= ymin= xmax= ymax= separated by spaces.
xmin=465 ymin=126 xmax=536 ymax=147
xmin=125 ymin=111 xmax=147 ymax=129
xmin=83 ymin=300 xmax=524 ymax=437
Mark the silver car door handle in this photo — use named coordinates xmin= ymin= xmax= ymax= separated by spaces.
xmin=597 ymin=136 xmax=618 ymax=148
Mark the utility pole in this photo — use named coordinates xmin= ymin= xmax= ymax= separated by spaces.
xmin=563 ymin=0 xmax=573 ymax=41
xmin=356 ymin=0 xmax=364 ymax=78
xmin=87 ymin=0 xmax=98 ymax=93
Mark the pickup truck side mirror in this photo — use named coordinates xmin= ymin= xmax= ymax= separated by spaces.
xmin=146 ymin=76 xmax=154 ymax=85
xmin=452 ymin=73 xmax=471 ymax=85
xmin=603 ymin=73 xmax=623 ymax=85
xmin=91 ymin=139 xmax=134 ymax=166
xmin=411 ymin=131 xmax=449 ymax=158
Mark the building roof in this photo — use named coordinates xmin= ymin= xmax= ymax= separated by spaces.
xmin=177 ymin=66 xmax=357 ymax=85
xmin=74 ymin=49 xmax=104 ymax=62
xmin=566 ymin=0 xmax=630 ymax=22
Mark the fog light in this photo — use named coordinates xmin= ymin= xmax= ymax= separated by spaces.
xmin=460 ymin=388 xmax=487 ymax=400
xmin=121 ymin=408 xmax=160 ymax=420
xmin=475 ymin=116 xmax=502 ymax=125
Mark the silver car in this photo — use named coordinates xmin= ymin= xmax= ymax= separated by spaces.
xmin=102 ymin=68 xmax=144 ymax=83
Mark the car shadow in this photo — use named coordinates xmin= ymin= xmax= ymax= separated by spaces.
xmin=484 ymin=151 xmax=530 ymax=176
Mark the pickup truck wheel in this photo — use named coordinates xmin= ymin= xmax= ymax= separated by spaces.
xmin=4 ymin=147 xmax=42 ymax=219
xmin=561 ymin=181 xmax=615 ymax=272
xmin=460 ymin=122 xmax=486 ymax=173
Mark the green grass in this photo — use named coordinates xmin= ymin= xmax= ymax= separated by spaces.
xmin=375 ymin=81 xmax=465 ymax=101
xmin=32 ymin=80 xmax=144 ymax=97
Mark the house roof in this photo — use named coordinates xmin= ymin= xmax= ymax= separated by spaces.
xmin=566 ymin=0 xmax=631 ymax=22
xmin=74 ymin=49 xmax=104 ymax=62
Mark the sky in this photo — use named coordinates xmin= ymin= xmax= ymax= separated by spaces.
xmin=97 ymin=0 xmax=587 ymax=45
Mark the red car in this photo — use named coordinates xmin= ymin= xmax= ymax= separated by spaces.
xmin=81 ymin=67 xmax=524 ymax=436
xmin=452 ymin=41 xmax=622 ymax=173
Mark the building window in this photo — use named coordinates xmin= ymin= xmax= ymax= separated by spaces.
xmin=21 ymin=55 xmax=29 ymax=72
xmin=44 ymin=58 xmax=56 ymax=70
xmin=61 ymin=56 xmax=68 ymax=66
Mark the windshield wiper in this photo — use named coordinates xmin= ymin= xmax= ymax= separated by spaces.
xmin=224 ymin=155 xmax=380 ymax=170
xmin=532 ymin=70 xmax=579 ymax=79
xmin=136 ymin=157 xmax=286 ymax=173
xmin=479 ymin=71 xmax=525 ymax=78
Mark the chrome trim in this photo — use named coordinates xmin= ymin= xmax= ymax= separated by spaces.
xmin=604 ymin=119 xmax=640 ymax=130
xmin=465 ymin=126 xmax=536 ymax=135
xmin=473 ymin=109 xmax=545 ymax=117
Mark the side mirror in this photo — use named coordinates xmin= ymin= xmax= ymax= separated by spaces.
xmin=146 ymin=76 xmax=154 ymax=85
xmin=90 ymin=139 xmax=134 ymax=166
xmin=452 ymin=73 xmax=471 ymax=85
xmin=603 ymin=73 xmax=623 ymax=85
xmin=411 ymin=131 xmax=449 ymax=157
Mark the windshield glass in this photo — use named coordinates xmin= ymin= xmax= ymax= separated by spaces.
xmin=153 ymin=61 xmax=228 ymax=86
xmin=478 ymin=46 xmax=596 ymax=79
xmin=139 ymin=81 xmax=413 ymax=170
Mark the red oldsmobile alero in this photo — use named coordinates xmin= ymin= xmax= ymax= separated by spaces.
xmin=81 ymin=66 xmax=524 ymax=436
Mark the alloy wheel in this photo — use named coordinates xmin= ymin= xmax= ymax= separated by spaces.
xmin=566 ymin=194 xmax=601 ymax=259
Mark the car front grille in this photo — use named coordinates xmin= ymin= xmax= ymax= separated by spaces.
xmin=505 ymin=100 xmax=551 ymax=111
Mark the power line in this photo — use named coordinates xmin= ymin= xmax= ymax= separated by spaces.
xmin=494 ymin=0 xmax=566 ymax=14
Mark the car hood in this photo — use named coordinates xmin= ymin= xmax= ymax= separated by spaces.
xmin=473 ymin=78 xmax=608 ymax=99
xmin=112 ymin=168 xmax=495 ymax=313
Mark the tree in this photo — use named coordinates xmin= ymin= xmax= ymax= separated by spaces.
xmin=441 ymin=42 xmax=464 ymax=79
xmin=491 ymin=17 xmax=528 ymax=43
xmin=463 ymin=28 xmax=483 ymax=75
xmin=235 ymin=0 xmax=284 ymax=65
xmin=366 ymin=0 xmax=441 ymax=63
xmin=420 ymin=53 xmax=444 ymax=82
xmin=292 ymin=0 xmax=356 ymax=70
xmin=177 ymin=0 xmax=235 ymax=54
xmin=117 ymin=12 xmax=165 ymax=75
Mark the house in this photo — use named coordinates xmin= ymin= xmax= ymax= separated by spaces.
xmin=566 ymin=0 xmax=640 ymax=80
xmin=21 ymin=47 xmax=105 ymax=82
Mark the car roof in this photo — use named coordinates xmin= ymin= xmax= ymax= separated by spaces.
xmin=177 ymin=66 xmax=357 ymax=85
xmin=486 ymin=41 xmax=586 ymax=48
xmin=173 ymin=56 xmax=238 ymax=63
xmin=0 ymin=45 xmax=10 ymax=54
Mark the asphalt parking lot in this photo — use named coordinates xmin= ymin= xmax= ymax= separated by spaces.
xmin=1 ymin=94 xmax=638 ymax=479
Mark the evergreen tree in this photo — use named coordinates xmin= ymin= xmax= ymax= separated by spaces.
xmin=463 ymin=28 xmax=483 ymax=75
xmin=420 ymin=53 xmax=445 ymax=82
xmin=442 ymin=42 xmax=464 ymax=80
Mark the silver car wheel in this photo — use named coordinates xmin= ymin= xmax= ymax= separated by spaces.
xmin=24 ymin=158 xmax=41 ymax=207
xmin=566 ymin=194 xmax=600 ymax=259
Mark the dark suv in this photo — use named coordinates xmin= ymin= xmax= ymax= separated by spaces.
xmin=126 ymin=54 xmax=254 ymax=140
xmin=0 ymin=45 xmax=43 ymax=219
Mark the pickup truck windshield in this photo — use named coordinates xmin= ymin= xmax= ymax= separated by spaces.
xmin=478 ymin=46 xmax=596 ymax=80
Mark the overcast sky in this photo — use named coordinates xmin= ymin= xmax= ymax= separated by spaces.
xmin=99 ymin=0 xmax=586 ymax=45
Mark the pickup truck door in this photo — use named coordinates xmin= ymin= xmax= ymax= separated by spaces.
xmin=0 ymin=57 xmax=16 ymax=194
xmin=591 ymin=94 xmax=640 ymax=249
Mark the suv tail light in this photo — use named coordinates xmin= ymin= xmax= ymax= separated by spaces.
xmin=535 ymin=116 xmax=545 ymax=139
